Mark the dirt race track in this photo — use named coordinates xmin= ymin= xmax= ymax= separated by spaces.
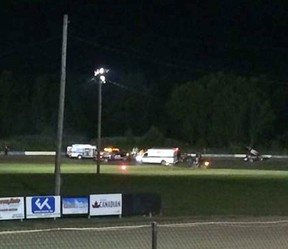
xmin=1 ymin=154 xmax=288 ymax=169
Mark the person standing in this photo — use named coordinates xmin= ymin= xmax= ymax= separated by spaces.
xmin=4 ymin=145 xmax=8 ymax=156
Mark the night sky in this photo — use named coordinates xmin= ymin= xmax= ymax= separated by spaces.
xmin=1 ymin=0 xmax=288 ymax=81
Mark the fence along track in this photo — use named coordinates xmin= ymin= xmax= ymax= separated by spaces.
xmin=2 ymin=218 xmax=288 ymax=235
xmin=2 ymin=219 xmax=288 ymax=249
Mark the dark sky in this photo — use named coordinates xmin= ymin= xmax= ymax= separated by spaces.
xmin=1 ymin=0 xmax=288 ymax=81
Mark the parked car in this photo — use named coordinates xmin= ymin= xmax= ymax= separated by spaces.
xmin=100 ymin=147 xmax=130 ymax=162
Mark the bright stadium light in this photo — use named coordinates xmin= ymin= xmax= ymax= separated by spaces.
xmin=100 ymin=75 xmax=106 ymax=83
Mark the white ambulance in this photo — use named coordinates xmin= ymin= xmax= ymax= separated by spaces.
xmin=66 ymin=144 xmax=96 ymax=159
xmin=135 ymin=148 xmax=180 ymax=165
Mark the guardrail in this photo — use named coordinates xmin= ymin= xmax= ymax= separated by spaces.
xmin=1 ymin=151 xmax=288 ymax=159
xmin=24 ymin=151 xmax=56 ymax=156
xmin=0 ymin=151 xmax=57 ymax=156
xmin=188 ymin=153 xmax=288 ymax=159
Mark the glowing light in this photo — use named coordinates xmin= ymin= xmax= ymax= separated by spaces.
xmin=94 ymin=68 xmax=108 ymax=77
xmin=204 ymin=161 xmax=210 ymax=167
xmin=104 ymin=147 xmax=120 ymax=153
xmin=100 ymin=75 xmax=106 ymax=83
xmin=121 ymin=165 xmax=127 ymax=171
xmin=99 ymin=68 xmax=105 ymax=74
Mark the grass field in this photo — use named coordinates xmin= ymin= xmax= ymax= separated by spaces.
xmin=2 ymin=156 xmax=288 ymax=248
xmin=1 ymin=156 xmax=288 ymax=217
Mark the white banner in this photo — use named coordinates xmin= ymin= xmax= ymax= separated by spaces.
xmin=89 ymin=194 xmax=122 ymax=216
xmin=0 ymin=197 xmax=24 ymax=220
xmin=26 ymin=196 xmax=61 ymax=219
xmin=62 ymin=197 xmax=88 ymax=215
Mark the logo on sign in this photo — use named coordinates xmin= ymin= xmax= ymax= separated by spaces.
xmin=91 ymin=200 xmax=121 ymax=209
xmin=31 ymin=197 xmax=55 ymax=213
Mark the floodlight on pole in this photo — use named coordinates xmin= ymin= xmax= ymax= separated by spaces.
xmin=94 ymin=68 xmax=109 ymax=77
xmin=94 ymin=67 xmax=109 ymax=174
xmin=100 ymin=75 xmax=106 ymax=83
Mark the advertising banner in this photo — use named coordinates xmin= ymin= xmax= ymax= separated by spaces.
xmin=26 ymin=196 xmax=61 ymax=219
xmin=62 ymin=197 xmax=88 ymax=215
xmin=0 ymin=197 xmax=24 ymax=221
xmin=89 ymin=194 xmax=122 ymax=216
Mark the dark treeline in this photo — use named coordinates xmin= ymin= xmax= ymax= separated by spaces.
xmin=0 ymin=70 xmax=287 ymax=151
xmin=1 ymin=1 xmax=288 ymax=151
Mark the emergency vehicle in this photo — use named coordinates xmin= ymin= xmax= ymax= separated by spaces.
xmin=135 ymin=148 xmax=180 ymax=165
xmin=66 ymin=144 xmax=96 ymax=159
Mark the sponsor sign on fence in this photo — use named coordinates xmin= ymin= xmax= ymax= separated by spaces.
xmin=89 ymin=194 xmax=122 ymax=217
xmin=26 ymin=196 xmax=61 ymax=219
xmin=62 ymin=197 xmax=89 ymax=215
xmin=0 ymin=197 xmax=24 ymax=220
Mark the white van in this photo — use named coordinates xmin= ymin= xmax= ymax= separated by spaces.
xmin=67 ymin=144 xmax=96 ymax=159
xmin=136 ymin=148 xmax=180 ymax=165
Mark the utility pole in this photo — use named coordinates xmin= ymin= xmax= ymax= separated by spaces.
xmin=97 ymin=77 xmax=102 ymax=174
xmin=55 ymin=14 xmax=68 ymax=195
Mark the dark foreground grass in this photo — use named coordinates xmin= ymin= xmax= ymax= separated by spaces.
xmin=1 ymin=160 xmax=288 ymax=217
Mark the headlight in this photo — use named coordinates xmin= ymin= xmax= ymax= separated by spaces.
xmin=204 ymin=161 xmax=210 ymax=167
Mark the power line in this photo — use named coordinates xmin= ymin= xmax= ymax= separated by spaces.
xmin=69 ymin=35 xmax=204 ymax=73
xmin=69 ymin=22 xmax=288 ymax=53
xmin=107 ymin=79 xmax=151 ymax=97
xmin=88 ymin=76 xmax=152 ymax=98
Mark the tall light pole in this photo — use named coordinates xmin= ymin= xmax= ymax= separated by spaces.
xmin=94 ymin=68 xmax=109 ymax=174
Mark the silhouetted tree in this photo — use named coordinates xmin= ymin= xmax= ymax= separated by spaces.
xmin=167 ymin=72 xmax=275 ymax=148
